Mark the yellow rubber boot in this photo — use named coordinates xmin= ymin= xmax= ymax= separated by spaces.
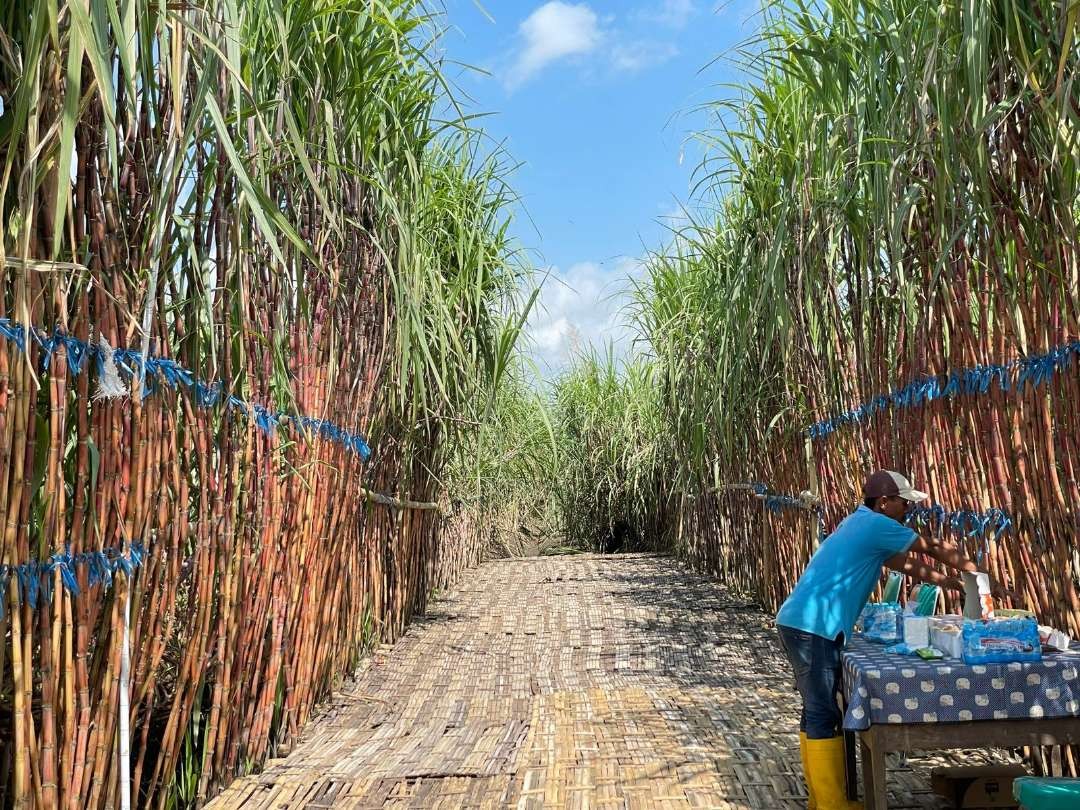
xmin=799 ymin=732 xmax=818 ymax=810
xmin=804 ymin=736 xmax=862 ymax=810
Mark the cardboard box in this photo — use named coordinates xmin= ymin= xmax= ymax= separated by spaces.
xmin=931 ymin=765 xmax=1029 ymax=808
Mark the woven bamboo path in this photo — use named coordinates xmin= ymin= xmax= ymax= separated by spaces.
xmin=208 ymin=554 xmax=1005 ymax=809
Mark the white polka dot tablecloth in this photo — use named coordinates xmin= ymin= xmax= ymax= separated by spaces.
xmin=842 ymin=636 xmax=1080 ymax=730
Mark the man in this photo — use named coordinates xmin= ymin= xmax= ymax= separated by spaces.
xmin=775 ymin=470 xmax=1011 ymax=809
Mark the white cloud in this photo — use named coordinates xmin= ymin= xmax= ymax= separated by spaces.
xmin=611 ymin=40 xmax=679 ymax=73
xmin=638 ymin=0 xmax=697 ymax=29
xmin=525 ymin=258 xmax=648 ymax=372
xmin=506 ymin=2 xmax=602 ymax=89
xmin=502 ymin=2 xmax=683 ymax=88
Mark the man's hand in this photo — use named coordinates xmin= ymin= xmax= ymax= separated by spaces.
xmin=910 ymin=537 xmax=1023 ymax=603
xmin=888 ymin=556 xmax=967 ymax=594
xmin=942 ymin=576 xmax=965 ymax=595
xmin=990 ymin=579 xmax=1021 ymax=603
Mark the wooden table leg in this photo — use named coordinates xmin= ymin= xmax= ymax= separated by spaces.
xmin=860 ymin=737 xmax=876 ymax=810
xmin=860 ymin=734 xmax=888 ymax=810
xmin=844 ymin=730 xmax=858 ymax=801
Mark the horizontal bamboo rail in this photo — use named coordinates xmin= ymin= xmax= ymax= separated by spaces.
xmin=361 ymin=488 xmax=440 ymax=512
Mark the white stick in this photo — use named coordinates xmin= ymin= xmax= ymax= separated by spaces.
xmin=119 ymin=568 xmax=132 ymax=810
xmin=118 ymin=95 xmax=177 ymax=810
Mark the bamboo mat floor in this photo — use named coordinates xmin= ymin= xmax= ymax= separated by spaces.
xmin=207 ymin=554 xmax=1008 ymax=809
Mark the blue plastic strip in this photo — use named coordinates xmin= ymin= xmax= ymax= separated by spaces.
xmin=806 ymin=341 xmax=1080 ymax=440
xmin=906 ymin=504 xmax=1014 ymax=563
xmin=0 ymin=317 xmax=371 ymax=461
xmin=1 ymin=541 xmax=148 ymax=614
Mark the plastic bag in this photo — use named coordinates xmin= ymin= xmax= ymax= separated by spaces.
xmin=962 ymin=617 xmax=1041 ymax=664
xmin=861 ymin=602 xmax=903 ymax=643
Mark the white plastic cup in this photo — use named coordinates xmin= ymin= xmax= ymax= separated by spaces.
xmin=903 ymin=616 xmax=930 ymax=648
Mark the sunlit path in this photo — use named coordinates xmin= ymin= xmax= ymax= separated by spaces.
xmin=208 ymin=555 xmax=987 ymax=809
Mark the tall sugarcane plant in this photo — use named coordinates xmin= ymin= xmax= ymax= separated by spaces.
xmin=0 ymin=0 xmax=531 ymax=807
xmin=441 ymin=367 xmax=561 ymax=556
xmin=551 ymin=349 xmax=673 ymax=551
xmin=633 ymin=0 xmax=1080 ymax=631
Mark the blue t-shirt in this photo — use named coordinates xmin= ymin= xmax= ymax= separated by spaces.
xmin=776 ymin=505 xmax=916 ymax=642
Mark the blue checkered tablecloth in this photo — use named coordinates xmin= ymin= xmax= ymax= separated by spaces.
xmin=842 ymin=636 xmax=1080 ymax=730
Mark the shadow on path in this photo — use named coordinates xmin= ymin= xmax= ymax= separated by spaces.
xmin=209 ymin=554 xmax=987 ymax=809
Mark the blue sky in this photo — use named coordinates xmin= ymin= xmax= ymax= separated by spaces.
xmin=438 ymin=1 xmax=759 ymax=373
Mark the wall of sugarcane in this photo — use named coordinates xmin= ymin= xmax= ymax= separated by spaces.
xmin=551 ymin=354 xmax=673 ymax=552
xmin=438 ymin=374 xmax=564 ymax=558
xmin=641 ymin=0 xmax=1080 ymax=673
xmin=0 ymin=1 xmax=521 ymax=807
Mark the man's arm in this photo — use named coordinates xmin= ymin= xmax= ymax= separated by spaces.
xmin=886 ymin=535 xmax=1015 ymax=600
xmin=907 ymin=536 xmax=979 ymax=575
xmin=885 ymin=552 xmax=963 ymax=593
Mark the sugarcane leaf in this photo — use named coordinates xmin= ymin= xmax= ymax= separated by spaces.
xmin=101 ymin=0 xmax=137 ymax=108
xmin=204 ymin=94 xmax=314 ymax=267
xmin=281 ymin=103 xmax=340 ymax=239
xmin=68 ymin=0 xmax=119 ymax=179
xmin=49 ymin=2 xmax=84 ymax=256
xmin=1057 ymin=1 xmax=1079 ymax=98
